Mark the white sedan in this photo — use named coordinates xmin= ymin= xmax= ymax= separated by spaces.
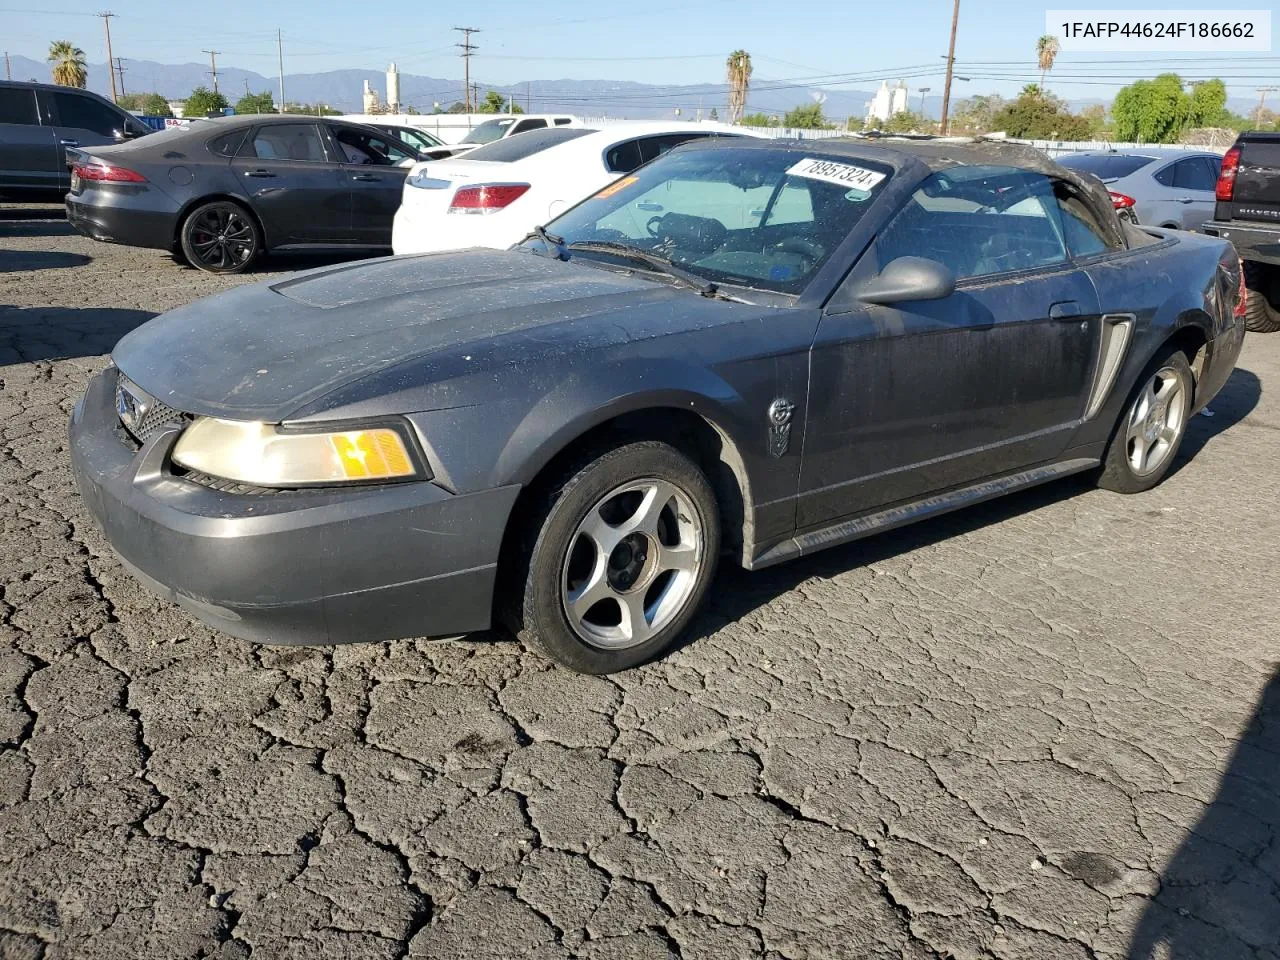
xmin=391 ymin=122 xmax=746 ymax=255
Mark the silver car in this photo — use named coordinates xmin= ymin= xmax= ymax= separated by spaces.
xmin=1056 ymin=150 xmax=1222 ymax=231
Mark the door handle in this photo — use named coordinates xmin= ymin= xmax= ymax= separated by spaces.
xmin=1176 ymin=197 xmax=1195 ymax=203
xmin=59 ymin=138 xmax=79 ymax=147
xmin=351 ymin=173 xmax=380 ymax=182
xmin=244 ymin=169 xmax=276 ymax=178
xmin=1048 ymin=300 xmax=1082 ymax=320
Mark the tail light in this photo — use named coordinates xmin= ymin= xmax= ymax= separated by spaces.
xmin=448 ymin=183 xmax=530 ymax=215
xmin=1215 ymin=146 xmax=1240 ymax=202
xmin=1234 ymin=258 xmax=1248 ymax=318
xmin=73 ymin=161 xmax=146 ymax=183
xmin=1108 ymin=191 xmax=1135 ymax=209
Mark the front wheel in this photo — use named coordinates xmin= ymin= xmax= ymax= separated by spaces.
xmin=1097 ymin=348 xmax=1194 ymax=494
xmin=507 ymin=441 xmax=721 ymax=673
xmin=179 ymin=200 xmax=261 ymax=274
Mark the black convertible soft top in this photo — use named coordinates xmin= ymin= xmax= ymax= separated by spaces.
xmin=683 ymin=134 xmax=1129 ymax=250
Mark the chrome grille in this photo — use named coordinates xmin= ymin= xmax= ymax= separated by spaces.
xmin=114 ymin=373 xmax=187 ymax=444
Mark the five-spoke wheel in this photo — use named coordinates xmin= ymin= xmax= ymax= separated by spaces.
xmin=1099 ymin=347 xmax=1195 ymax=494
xmin=507 ymin=441 xmax=720 ymax=674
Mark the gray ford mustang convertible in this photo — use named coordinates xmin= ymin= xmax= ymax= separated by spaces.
xmin=70 ymin=137 xmax=1246 ymax=673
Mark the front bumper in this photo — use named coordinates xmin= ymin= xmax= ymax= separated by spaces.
xmin=69 ymin=368 xmax=520 ymax=645
xmin=66 ymin=190 xmax=178 ymax=251
xmin=1201 ymin=220 xmax=1280 ymax=268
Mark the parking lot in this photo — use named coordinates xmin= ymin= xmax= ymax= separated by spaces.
xmin=2 ymin=202 xmax=1279 ymax=960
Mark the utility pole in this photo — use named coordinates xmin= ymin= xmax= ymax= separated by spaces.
xmin=939 ymin=0 xmax=960 ymax=134
xmin=526 ymin=81 xmax=531 ymax=113
xmin=454 ymin=27 xmax=479 ymax=112
xmin=918 ymin=86 xmax=930 ymax=117
xmin=203 ymin=49 xmax=221 ymax=94
xmin=114 ymin=56 xmax=126 ymax=97
xmin=4 ymin=51 xmax=10 ymax=82
xmin=98 ymin=12 xmax=117 ymax=103
xmin=276 ymin=29 xmax=285 ymax=113
xmin=1255 ymin=87 xmax=1278 ymax=128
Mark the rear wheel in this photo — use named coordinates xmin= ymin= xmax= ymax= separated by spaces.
xmin=506 ymin=441 xmax=720 ymax=674
xmin=180 ymin=200 xmax=261 ymax=274
xmin=1242 ymin=263 xmax=1280 ymax=332
xmin=1097 ymin=348 xmax=1194 ymax=494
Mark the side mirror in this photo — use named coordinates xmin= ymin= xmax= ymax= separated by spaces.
xmin=113 ymin=128 xmax=137 ymax=142
xmin=858 ymin=256 xmax=956 ymax=305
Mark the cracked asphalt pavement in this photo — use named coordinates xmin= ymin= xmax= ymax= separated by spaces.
xmin=2 ymin=203 xmax=1279 ymax=960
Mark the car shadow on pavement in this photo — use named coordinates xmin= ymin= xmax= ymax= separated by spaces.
xmin=1173 ymin=366 xmax=1262 ymax=471
xmin=0 ymin=251 xmax=91 ymax=273
xmin=1127 ymin=667 xmax=1280 ymax=959
xmin=0 ymin=304 xmax=156 ymax=364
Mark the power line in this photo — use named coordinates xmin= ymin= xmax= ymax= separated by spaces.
xmin=453 ymin=26 xmax=479 ymax=112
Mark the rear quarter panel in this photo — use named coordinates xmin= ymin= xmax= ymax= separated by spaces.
xmin=1074 ymin=228 xmax=1236 ymax=446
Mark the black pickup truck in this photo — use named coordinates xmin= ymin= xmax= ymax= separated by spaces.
xmin=1201 ymin=131 xmax=1280 ymax=332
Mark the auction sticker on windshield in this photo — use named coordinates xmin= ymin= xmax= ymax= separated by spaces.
xmin=786 ymin=158 xmax=886 ymax=192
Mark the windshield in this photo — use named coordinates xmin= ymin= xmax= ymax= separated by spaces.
xmin=540 ymin=145 xmax=891 ymax=295
xmin=464 ymin=127 xmax=593 ymax=162
xmin=462 ymin=118 xmax=516 ymax=145
xmin=1055 ymin=153 xmax=1154 ymax=180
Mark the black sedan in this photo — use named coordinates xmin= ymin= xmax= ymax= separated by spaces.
xmin=69 ymin=137 xmax=1246 ymax=673
xmin=64 ymin=115 xmax=426 ymax=273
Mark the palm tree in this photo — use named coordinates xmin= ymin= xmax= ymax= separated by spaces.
xmin=1036 ymin=35 xmax=1060 ymax=91
xmin=726 ymin=50 xmax=752 ymax=124
xmin=48 ymin=40 xmax=87 ymax=88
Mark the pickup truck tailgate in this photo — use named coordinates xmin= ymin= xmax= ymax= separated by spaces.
xmin=1230 ymin=137 xmax=1280 ymax=223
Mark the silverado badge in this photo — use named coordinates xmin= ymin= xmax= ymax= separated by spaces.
xmin=767 ymin=398 xmax=795 ymax=458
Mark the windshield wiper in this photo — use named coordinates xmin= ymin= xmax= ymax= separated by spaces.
xmin=522 ymin=225 xmax=568 ymax=261
xmin=565 ymin=241 xmax=719 ymax=298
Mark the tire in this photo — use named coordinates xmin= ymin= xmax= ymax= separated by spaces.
xmin=505 ymin=441 xmax=721 ymax=674
xmin=1244 ymin=290 xmax=1280 ymax=333
xmin=179 ymin=200 xmax=261 ymax=274
xmin=1097 ymin=348 xmax=1195 ymax=494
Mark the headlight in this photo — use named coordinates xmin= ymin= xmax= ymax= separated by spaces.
xmin=172 ymin=418 xmax=421 ymax=487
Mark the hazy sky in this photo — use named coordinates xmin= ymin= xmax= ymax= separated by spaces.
xmin=3 ymin=0 xmax=1276 ymax=102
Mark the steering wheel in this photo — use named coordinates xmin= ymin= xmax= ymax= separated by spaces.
xmin=775 ymin=237 xmax=823 ymax=268
xmin=645 ymin=215 xmax=666 ymax=238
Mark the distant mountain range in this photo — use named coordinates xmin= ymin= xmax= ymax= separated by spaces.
xmin=6 ymin=55 xmax=1258 ymax=121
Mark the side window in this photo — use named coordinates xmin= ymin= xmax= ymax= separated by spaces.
xmin=246 ymin=123 xmax=328 ymax=162
xmin=1153 ymin=164 xmax=1176 ymax=187
xmin=208 ymin=129 xmax=248 ymax=157
xmin=51 ymin=91 xmax=123 ymax=136
xmin=1172 ymin=157 xmax=1217 ymax=191
xmin=554 ymin=118 xmax=572 ymax=126
xmin=1054 ymin=181 xmax=1121 ymax=257
xmin=0 ymin=88 xmax=39 ymax=125
xmin=513 ymin=118 xmax=547 ymax=134
xmin=604 ymin=139 xmax=643 ymax=174
xmin=876 ymin=167 xmax=1068 ymax=281
xmin=330 ymin=126 xmax=413 ymax=166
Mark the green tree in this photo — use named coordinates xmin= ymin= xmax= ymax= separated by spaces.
xmin=281 ymin=102 xmax=340 ymax=116
xmin=950 ymin=94 xmax=1006 ymax=134
xmin=1079 ymin=103 xmax=1109 ymax=137
xmin=1187 ymin=79 xmax=1229 ymax=128
xmin=235 ymin=91 xmax=275 ymax=115
xmin=445 ymin=101 xmax=468 ymax=114
xmin=726 ymin=50 xmax=752 ymax=123
xmin=881 ymin=110 xmax=935 ymax=134
xmin=708 ymin=107 xmax=718 ymax=121
xmin=1111 ymin=73 xmax=1190 ymax=142
xmin=990 ymin=86 xmax=1091 ymax=139
xmin=782 ymin=102 xmax=830 ymax=129
xmin=47 ymin=40 xmax=87 ymax=88
xmin=405 ymin=105 xmax=420 ymax=115
xmin=185 ymin=86 xmax=230 ymax=117
xmin=740 ymin=112 xmax=777 ymax=127
xmin=119 ymin=92 xmax=172 ymax=116
xmin=477 ymin=90 xmax=523 ymax=114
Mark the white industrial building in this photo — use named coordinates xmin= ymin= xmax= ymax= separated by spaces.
xmin=865 ymin=80 xmax=909 ymax=125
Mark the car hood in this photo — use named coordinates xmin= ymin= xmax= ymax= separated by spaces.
xmin=112 ymin=249 xmax=692 ymax=422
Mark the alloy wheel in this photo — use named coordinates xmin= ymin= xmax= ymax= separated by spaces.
xmin=560 ymin=478 xmax=703 ymax=650
xmin=188 ymin=206 xmax=256 ymax=271
xmin=1125 ymin=364 xmax=1189 ymax=477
